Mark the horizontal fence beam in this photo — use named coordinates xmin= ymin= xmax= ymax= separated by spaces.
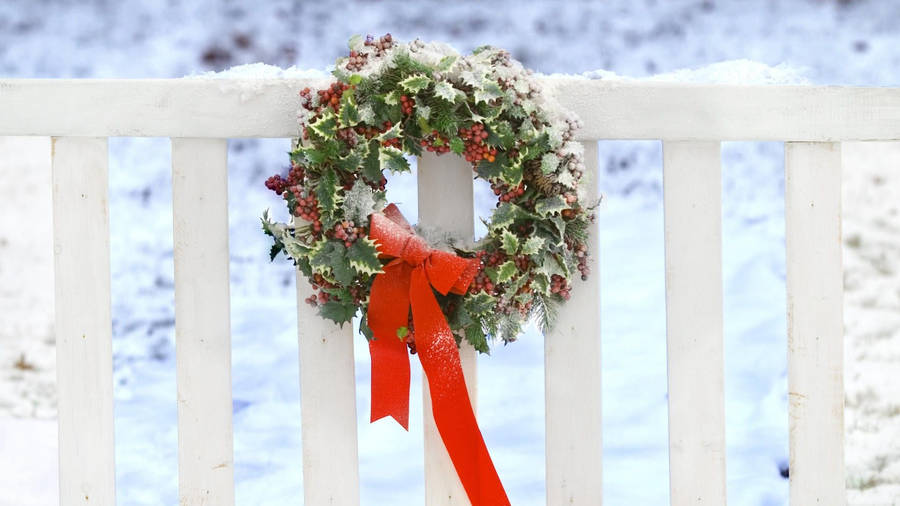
xmin=2 ymin=78 xmax=900 ymax=140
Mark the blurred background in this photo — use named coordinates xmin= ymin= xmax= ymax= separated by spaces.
xmin=1 ymin=0 xmax=899 ymax=504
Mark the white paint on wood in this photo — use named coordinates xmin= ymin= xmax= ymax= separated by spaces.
xmin=417 ymin=151 xmax=478 ymax=505
xmin=51 ymin=136 xmax=116 ymax=505
xmin=784 ymin=142 xmax=845 ymax=505
xmin=296 ymin=276 xmax=361 ymax=505
xmin=662 ymin=141 xmax=727 ymax=505
xmin=5 ymin=79 xmax=900 ymax=141
xmin=171 ymin=138 xmax=235 ymax=505
xmin=544 ymin=141 xmax=603 ymax=506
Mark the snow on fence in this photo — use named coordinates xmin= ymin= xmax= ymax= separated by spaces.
xmin=0 ymin=77 xmax=884 ymax=505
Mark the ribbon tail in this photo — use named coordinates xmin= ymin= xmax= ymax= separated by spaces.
xmin=368 ymin=264 xmax=413 ymax=430
xmin=409 ymin=267 xmax=510 ymax=506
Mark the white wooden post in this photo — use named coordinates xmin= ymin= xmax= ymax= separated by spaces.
xmin=417 ymin=151 xmax=478 ymax=505
xmin=662 ymin=141 xmax=727 ymax=505
xmin=51 ymin=137 xmax=117 ymax=506
xmin=544 ymin=141 xmax=603 ymax=505
xmin=784 ymin=142 xmax=845 ymax=505
xmin=171 ymin=138 xmax=235 ymax=505
xmin=296 ymin=278 xmax=361 ymax=505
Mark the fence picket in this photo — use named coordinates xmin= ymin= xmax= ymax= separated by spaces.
xmin=417 ymin=151 xmax=478 ymax=505
xmin=544 ymin=141 xmax=603 ymax=505
xmin=662 ymin=141 xmax=727 ymax=505
xmin=171 ymin=138 xmax=235 ymax=505
xmin=51 ymin=136 xmax=117 ymax=506
xmin=296 ymin=276 xmax=361 ymax=504
xmin=784 ymin=142 xmax=845 ymax=505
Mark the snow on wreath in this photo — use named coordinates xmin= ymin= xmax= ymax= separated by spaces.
xmin=261 ymin=34 xmax=597 ymax=353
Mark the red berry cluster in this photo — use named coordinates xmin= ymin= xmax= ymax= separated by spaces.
xmin=330 ymin=220 xmax=364 ymax=248
xmin=399 ymin=95 xmax=415 ymax=115
xmin=345 ymin=50 xmax=368 ymax=71
xmin=336 ymin=127 xmax=359 ymax=147
xmin=364 ymin=33 xmax=394 ymax=55
xmin=491 ymin=181 xmax=525 ymax=202
xmin=293 ymin=192 xmax=322 ymax=233
xmin=355 ymin=120 xmax=393 ymax=140
xmin=550 ymin=274 xmax=572 ymax=300
xmin=265 ymin=175 xmax=286 ymax=195
xmin=420 ymin=130 xmax=451 ymax=154
xmin=299 ymin=87 xmax=315 ymax=112
xmin=318 ymin=81 xmax=351 ymax=114
xmin=266 ymin=163 xmax=306 ymax=196
xmin=305 ymin=273 xmax=335 ymax=307
xmin=574 ymin=242 xmax=590 ymax=281
xmin=459 ymin=123 xmax=497 ymax=164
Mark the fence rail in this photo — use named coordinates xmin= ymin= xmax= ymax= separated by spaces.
xmin=0 ymin=77 xmax=874 ymax=505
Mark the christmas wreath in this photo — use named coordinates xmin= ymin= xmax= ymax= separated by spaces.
xmin=262 ymin=34 xmax=593 ymax=351
xmin=261 ymin=35 xmax=594 ymax=504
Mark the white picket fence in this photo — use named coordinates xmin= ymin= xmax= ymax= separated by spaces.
xmin=1 ymin=77 xmax=888 ymax=505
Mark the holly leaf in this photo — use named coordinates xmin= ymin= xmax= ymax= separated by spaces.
xmin=362 ymin=139 xmax=382 ymax=181
xmin=521 ymin=236 xmax=546 ymax=256
xmin=331 ymin=257 xmax=355 ymax=285
xmin=486 ymin=260 xmax=517 ymax=284
xmin=433 ymin=81 xmax=463 ymax=103
xmin=534 ymin=195 xmax=568 ymax=217
xmin=338 ymin=91 xmax=359 ymax=127
xmin=464 ymin=293 xmax=496 ymax=316
xmin=533 ymin=272 xmax=551 ymax=296
xmin=359 ymin=313 xmax=375 ymax=340
xmin=336 ymin=150 xmax=363 ymax=172
xmin=540 ymin=152 xmax=560 ymax=175
xmin=341 ymin=179 xmax=381 ymax=225
xmin=309 ymin=113 xmax=338 ymax=139
xmin=501 ymin=229 xmax=519 ymax=255
xmin=396 ymin=326 xmax=409 ymax=339
xmin=319 ymin=301 xmax=356 ymax=326
xmin=501 ymin=158 xmax=523 ymax=185
xmin=436 ymin=55 xmax=457 ymax=71
xmin=316 ymin=168 xmax=342 ymax=227
xmin=475 ymin=152 xmax=507 ymax=180
xmin=380 ymin=146 xmax=411 ymax=173
xmin=474 ymin=80 xmax=503 ymax=104
xmin=269 ymin=242 xmax=284 ymax=261
xmin=347 ymin=236 xmax=383 ymax=276
xmin=400 ymin=73 xmax=431 ymax=93
xmin=489 ymin=202 xmax=520 ymax=231
xmin=465 ymin=324 xmax=490 ymax=354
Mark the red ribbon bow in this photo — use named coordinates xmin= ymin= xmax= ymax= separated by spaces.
xmin=367 ymin=204 xmax=510 ymax=506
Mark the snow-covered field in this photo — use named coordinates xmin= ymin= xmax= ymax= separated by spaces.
xmin=2 ymin=0 xmax=900 ymax=504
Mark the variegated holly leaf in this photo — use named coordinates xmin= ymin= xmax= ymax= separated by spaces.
xmin=380 ymin=146 xmax=411 ymax=173
xmin=540 ymin=152 xmax=560 ymax=175
xmin=521 ymin=236 xmax=545 ymax=256
xmin=309 ymin=112 xmax=338 ymax=139
xmin=501 ymin=229 xmax=519 ymax=255
xmin=474 ymin=80 xmax=503 ymax=104
xmin=534 ymin=195 xmax=568 ymax=217
xmin=486 ymin=260 xmax=517 ymax=284
xmin=338 ymin=91 xmax=359 ymax=127
xmin=316 ymin=168 xmax=342 ymax=227
xmin=347 ymin=236 xmax=383 ymax=276
xmin=400 ymin=74 xmax=431 ymax=93
xmin=433 ymin=81 xmax=464 ymax=103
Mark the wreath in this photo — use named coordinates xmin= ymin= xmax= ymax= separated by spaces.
xmin=261 ymin=34 xmax=594 ymax=505
xmin=262 ymin=34 xmax=594 ymax=352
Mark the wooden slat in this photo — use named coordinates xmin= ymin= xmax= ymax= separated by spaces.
xmin=417 ymin=151 xmax=478 ymax=505
xmin=171 ymin=138 xmax=235 ymax=505
xmin=662 ymin=141 xmax=727 ymax=505
xmin=51 ymin=137 xmax=116 ymax=505
xmin=296 ymin=277 xmax=361 ymax=505
xmin=5 ymin=79 xmax=900 ymax=141
xmin=784 ymin=142 xmax=845 ymax=505
xmin=544 ymin=141 xmax=603 ymax=505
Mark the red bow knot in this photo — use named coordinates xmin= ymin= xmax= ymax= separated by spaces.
xmin=366 ymin=204 xmax=510 ymax=506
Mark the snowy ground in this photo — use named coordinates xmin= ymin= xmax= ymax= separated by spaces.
xmin=2 ymin=0 xmax=900 ymax=505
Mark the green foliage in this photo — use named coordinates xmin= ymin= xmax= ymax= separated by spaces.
xmin=315 ymin=168 xmax=342 ymax=228
xmin=319 ymin=301 xmax=356 ymax=326
xmin=347 ymin=237 xmax=383 ymax=276
xmin=400 ymin=74 xmax=432 ymax=93
xmin=380 ymin=146 xmax=411 ymax=173
xmin=535 ymin=195 xmax=568 ymax=217
xmin=501 ymin=229 xmax=519 ymax=255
